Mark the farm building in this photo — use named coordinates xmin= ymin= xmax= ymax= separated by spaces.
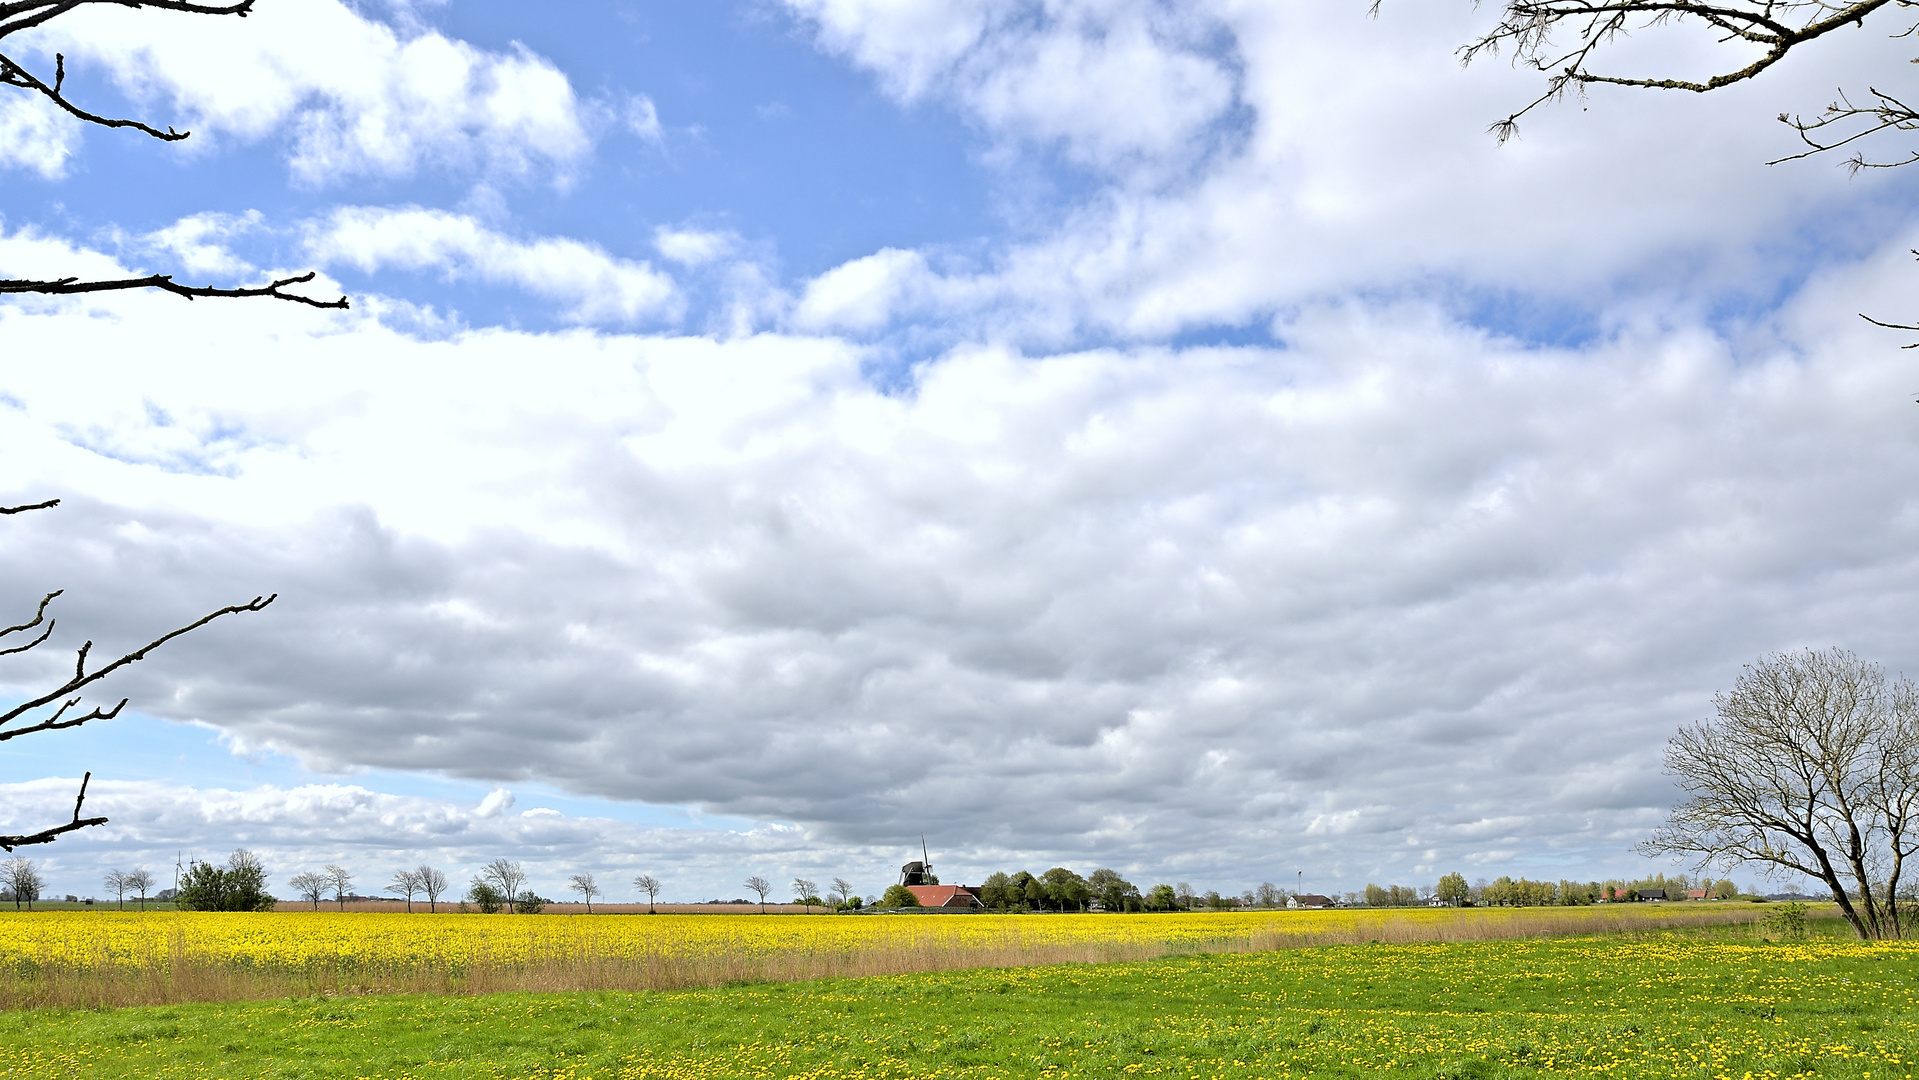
xmin=907 ymin=885 xmax=984 ymax=909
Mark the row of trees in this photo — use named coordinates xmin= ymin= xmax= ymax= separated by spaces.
xmin=0 ymin=850 xmax=1796 ymax=917
xmin=77 ymin=853 xmax=680 ymax=915
xmin=887 ymin=867 xmax=1148 ymax=913
xmin=1359 ymin=872 xmax=1750 ymax=909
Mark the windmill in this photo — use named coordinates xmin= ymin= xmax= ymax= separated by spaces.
xmin=898 ymin=834 xmax=935 ymax=887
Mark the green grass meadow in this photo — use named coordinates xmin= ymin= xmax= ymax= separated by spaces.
xmin=2 ymin=920 xmax=1914 ymax=1079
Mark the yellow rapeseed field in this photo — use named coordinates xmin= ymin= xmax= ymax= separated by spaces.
xmin=0 ymin=903 xmax=1776 ymax=1009
xmin=1 ymin=929 xmax=1910 ymax=1079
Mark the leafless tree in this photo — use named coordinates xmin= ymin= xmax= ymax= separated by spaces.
xmin=417 ymin=865 xmax=447 ymax=913
xmin=632 ymin=872 xmax=661 ymax=914
xmin=288 ymin=871 xmax=326 ymax=910
xmin=1440 ymin=0 xmax=1919 ymax=340
xmin=387 ymin=869 xmax=424 ymax=913
xmin=567 ymin=872 xmax=598 ymax=913
xmin=1642 ymin=648 xmax=1919 ymax=939
xmin=104 ymin=867 xmax=129 ymax=909
xmin=0 ymin=500 xmax=275 ymax=851
xmin=744 ymin=874 xmax=772 ymax=913
xmin=323 ymin=864 xmax=353 ymax=910
xmin=792 ymin=877 xmax=818 ymax=913
xmin=125 ymin=867 xmax=153 ymax=909
xmin=2 ymin=855 xmax=44 ymax=909
xmin=480 ymin=858 xmax=527 ymax=912
xmin=830 ymin=876 xmax=854 ymax=908
xmin=0 ymin=0 xmax=346 ymax=309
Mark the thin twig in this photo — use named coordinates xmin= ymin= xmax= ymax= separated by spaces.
xmin=0 ymin=272 xmax=348 ymax=309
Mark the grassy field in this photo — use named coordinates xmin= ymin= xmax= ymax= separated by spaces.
xmin=0 ymin=924 xmax=1912 ymax=1079
xmin=0 ymin=904 xmax=1780 ymax=1008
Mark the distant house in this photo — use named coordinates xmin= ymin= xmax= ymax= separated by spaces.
xmin=1687 ymin=889 xmax=1711 ymax=900
xmin=906 ymin=885 xmax=983 ymax=909
xmin=1287 ymin=894 xmax=1336 ymax=909
xmin=1639 ymin=888 xmax=1667 ymax=901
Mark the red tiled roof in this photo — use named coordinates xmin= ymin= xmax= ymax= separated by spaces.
xmin=906 ymin=885 xmax=982 ymax=908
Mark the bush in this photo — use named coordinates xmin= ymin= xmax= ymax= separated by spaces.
xmin=466 ymin=882 xmax=504 ymax=914
xmin=880 ymin=885 xmax=920 ymax=909
xmin=1761 ymin=901 xmax=1810 ymax=940
xmin=514 ymin=893 xmax=547 ymax=915
xmin=175 ymin=851 xmax=277 ymax=912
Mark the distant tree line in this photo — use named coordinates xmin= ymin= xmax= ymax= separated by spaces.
xmin=1353 ymin=871 xmax=1751 ymax=909
xmin=0 ymin=848 xmax=1774 ymax=917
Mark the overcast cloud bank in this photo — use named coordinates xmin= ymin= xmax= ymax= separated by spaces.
xmin=4 ymin=0 xmax=1918 ymax=899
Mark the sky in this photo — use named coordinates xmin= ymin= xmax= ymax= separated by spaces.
xmin=0 ymin=0 xmax=1911 ymax=905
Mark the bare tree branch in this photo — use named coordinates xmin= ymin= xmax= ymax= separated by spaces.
xmin=0 ymin=499 xmax=59 ymax=515
xmin=0 ymin=271 xmax=349 ymax=309
xmin=0 ymin=590 xmax=60 ymax=657
xmin=1456 ymin=1 xmax=1912 ymax=142
xmin=0 ymin=1 xmax=257 ymax=138
xmin=1 ymin=50 xmax=185 ymax=140
xmin=0 ymin=593 xmax=276 ymax=742
xmin=1772 ymin=86 xmax=1919 ymax=169
xmin=0 ymin=771 xmax=107 ymax=852
xmin=0 ymin=0 xmax=347 ymax=308
xmin=1439 ymin=1 xmax=1919 ymax=343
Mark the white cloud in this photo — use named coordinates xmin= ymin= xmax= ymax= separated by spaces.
xmin=0 ymin=93 xmax=77 ymax=178
xmin=21 ymin=0 xmax=592 ymax=185
xmin=623 ymin=94 xmax=663 ymax=143
xmin=475 ymin=788 xmax=516 ymax=818
xmin=782 ymin=0 xmax=1007 ymax=99
xmin=784 ymin=0 xmax=1236 ymax=170
xmin=0 ymin=778 xmax=848 ymax=902
xmin=142 ymin=211 xmax=264 ymax=278
xmin=307 ymin=206 xmax=680 ymax=324
xmin=654 ymin=227 xmax=739 ymax=267
xmin=3 ymin=233 xmax=1919 ymax=889
xmin=779 ymin=0 xmax=1914 ymax=342
xmin=790 ymin=247 xmax=932 ymax=332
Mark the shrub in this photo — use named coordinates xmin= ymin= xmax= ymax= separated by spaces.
xmin=880 ymin=885 xmax=920 ymax=909
xmin=466 ymin=882 xmax=504 ymax=914
xmin=1761 ymin=901 xmax=1810 ymax=941
xmin=175 ymin=851 xmax=276 ymax=912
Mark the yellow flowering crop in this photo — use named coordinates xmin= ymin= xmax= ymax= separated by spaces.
xmin=0 ymin=903 xmax=1766 ymax=984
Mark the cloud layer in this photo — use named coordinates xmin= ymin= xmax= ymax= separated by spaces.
xmin=6 ymin=0 xmax=1919 ymax=899
xmin=4 ymin=229 xmax=1919 ymax=889
xmin=778 ymin=0 xmax=1916 ymax=342
xmin=0 ymin=778 xmax=835 ymax=904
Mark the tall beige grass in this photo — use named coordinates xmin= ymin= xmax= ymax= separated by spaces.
xmin=0 ymin=904 xmax=1780 ymax=1011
